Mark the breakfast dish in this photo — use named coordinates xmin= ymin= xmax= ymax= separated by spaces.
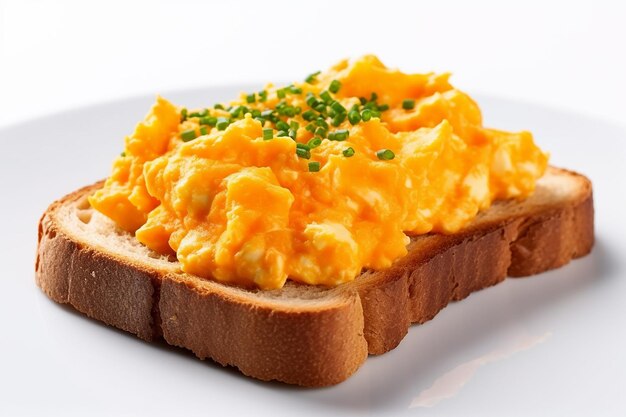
xmin=35 ymin=56 xmax=594 ymax=386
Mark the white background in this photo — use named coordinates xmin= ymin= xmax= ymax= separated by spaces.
xmin=2 ymin=2 xmax=626 ymax=416
xmin=1 ymin=0 xmax=625 ymax=129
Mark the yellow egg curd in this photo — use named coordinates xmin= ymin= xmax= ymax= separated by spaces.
xmin=89 ymin=55 xmax=548 ymax=289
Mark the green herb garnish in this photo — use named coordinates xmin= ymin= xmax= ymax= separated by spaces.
xmin=329 ymin=80 xmax=342 ymax=94
xmin=181 ymin=129 xmax=197 ymax=142
xmin=307 ymin=137 xmax=322 ymax=148
xmin=200 ymin=116 xmax=217 ymax=126
xmin=216 ymin=117 xmax=230 ymax=131
xmin=402 ymin=99 xmax=415 ymax=110
xmin=376 ymin=149 xmax=395 ymax=160
xmin=302 ymin=110 xmax=317 ymax=121
xmin=348 ymin=111 xmax=361 ymax=125
xmin=296 ymin=146 xmax=311 ymax=159
xmin=328 ymin=129 xmax=349 ymax=141
xmin=305 ymin=71 xmax=321 ymax=84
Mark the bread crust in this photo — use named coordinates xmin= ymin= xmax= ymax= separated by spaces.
xmin=35 ymin=167 xmax=594 ymax=386
xmin=36 ymin=185 xmax=160 ymax=341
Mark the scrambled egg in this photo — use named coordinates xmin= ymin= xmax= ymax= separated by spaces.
xmin=89 ymin=55 xmax=548 ymax=289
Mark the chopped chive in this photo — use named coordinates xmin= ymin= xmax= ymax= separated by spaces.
xmin=246 ymin=93 xmax=256 ymax=103
xmin=296 ymin=142 xmax=310 ymax=151
xmin=251 ymin=109 xmax=262 ymax=118
xmin=332 ymin=113 xmax=346 ymax=127
xmin=314 ymin=127 xmax=327 ymax=137
xmin=305 ymin=124 xmax=317 ymax=133
xmin=199 ymin=126 xmax=208 ymax=135
xmin=296 ymin=147 xmax=311 ymax=159
xmin=261 ymin=109 xmax=274 ymax=118
xmin=216 ymin=117 xmax=230 ymax=131
xmin=120 ymin=151 xmax=126 ymax=157
xmin=329 ymin=80 xmax=342 ymax=94
xmin=276 ymin=121 xmax=290 ymax=131
xmin=306 ymin=93 xmax=318 ymax=107
xmin=343 ymin=147 xmax=355 ymax=157
xmin=289 ymin=129 xmax=297 ymax=140
xmin=307 ymin=137 xmax=322 ymax=148
xmin=335 ymin=129 xmax=350 ymax=140
xmin=277 ymin=89 xmax=286 ymax=99
xmin=229 ymin=106 xmax=242 ymax=118
xmin=402 ymin=99 xmax=415 ymax=110
xmin=361 ymin=109 xmax=372 ymax=121
xmin=308 ymin=161 xmax=321 ymax=172
xmin=254 ymin=117 xmax=266 ymax=125
xmin=295 ymin=106 xmax=302 ymax=114
xmin=290 ymin=121 xmax=300 ymax=131
xmin=262 ymin=128 xmax=273 ymax=140
xmin=181 ymin=129 xmax=197 ymax=142
xmin=258 ymin=90 xmax=268 ymax=102
xmin=363 ymin=101 xmax=378 ymax=110
xmin=370 ymin=92 xmax=378 ymax=102
xmin=189 ymin=109 xmax=208 ymax=118
xmin=289 ymin=85 xmax=302 ymax=94
xmin=376 ymin=149 xmax=395 ymax=160
xmin=348 ymin=111 xmax=361 ymax=125
xmin=305 ymin=71 xmax=321 ymax=84
xmin=319 ymin=90 xmax=332 ymax=103
xmin=302 ymin=110 xmax=317 ymax=121
xmin=277 ymin=130 xmax=289 ymax=137
xmin=328 ymin=129 xmax=349 ymax=141
xmin=359 ymin=97 xmax=368 ymax=105
xmin=180 ymin=108 xmax=188 ymax=121
xmin=315 ymin=117 xmax=329 ymax=129
xmin=214 ymin=104 xmax=225 ymax=110
xmin=313 ymin=103 xmax=327 ymax=113
xmin=330 ymin=101 xmax=346 ymax=114
xmin=200 ymin=116 xmax=217 ymax=126
xmin=283 ymin=107 xmax=296 ymax=117
xmin=378 ymin=103 xmax=390 ymax=112
xmin=370 ymin=109 xmax=381 ymax=118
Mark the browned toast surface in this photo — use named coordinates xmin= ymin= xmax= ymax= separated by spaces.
xmin=35 ymin=166 xmax=594 ymax=386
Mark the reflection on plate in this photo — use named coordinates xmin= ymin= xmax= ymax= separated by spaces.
xmin=410 ymin=332 xmax=551 ymax=408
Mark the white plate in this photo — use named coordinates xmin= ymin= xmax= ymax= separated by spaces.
xmin=1 ymin=86 xmax=625 ymax=417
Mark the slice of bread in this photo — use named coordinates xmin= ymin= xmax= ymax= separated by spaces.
xmin=35 ymin=166 xmax=594 ymax=386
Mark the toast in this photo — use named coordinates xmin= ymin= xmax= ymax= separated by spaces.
xmin=35 ymin=166 xmax=593 ymax=386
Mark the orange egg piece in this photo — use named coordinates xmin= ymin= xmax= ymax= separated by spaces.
xmin=88 ymin=56 xmax=548 ymax=289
